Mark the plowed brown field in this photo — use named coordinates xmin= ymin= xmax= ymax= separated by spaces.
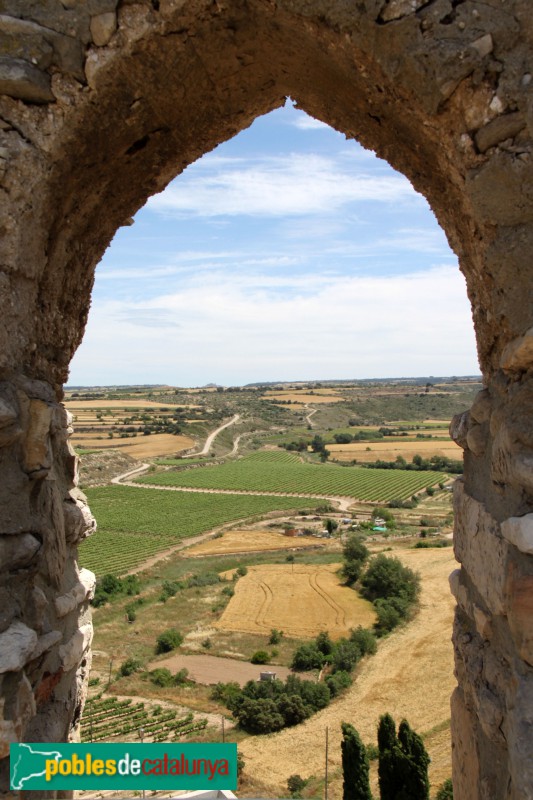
xmin=216 ymin=563 xmax=375 ymax=639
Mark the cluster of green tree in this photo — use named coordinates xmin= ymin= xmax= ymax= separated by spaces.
xmin=291 ymin=628 xmax=377 ymax=674
xmin=342 ymin=534 xmax=421 ymax=634
xmin=93 ymin=574 xmax=140 ymax=607
xmin=364 ymin=454 xmax=462 ymax=473
xmin=283 ymin=439 xmax=310 ymax=452
xmin=212 ymin=674 xmax=333 ymax=734
xmin=341 ymin=714 xmax=436 ymax=800
xmin=310 ymin=435 xmax=330 ymax=461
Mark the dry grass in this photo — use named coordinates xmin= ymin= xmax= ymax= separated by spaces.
xmin=216 ymin=563 xmax=375 ymax=639
xmin=184 ymin=528 xmax=326 ymax=557
xmin=239 ymin=546 xmax=457 ymax=798
xmin=329 ymin=439 xmax=462 ymax=462
xmin=71 ymin=432 xmax=195 ymax=458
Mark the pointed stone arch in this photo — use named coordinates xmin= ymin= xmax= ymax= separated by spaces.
xmin=1 ymin=2 xmax=533 ymax=797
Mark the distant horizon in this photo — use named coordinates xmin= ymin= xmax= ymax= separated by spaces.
xmin=65 ymin=374 xmax=483 ymax=390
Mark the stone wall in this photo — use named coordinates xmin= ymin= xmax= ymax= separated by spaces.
xmin=0 ymin=1 xmax=533 ymax=798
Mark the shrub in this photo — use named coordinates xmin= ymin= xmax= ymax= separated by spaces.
xmin=159 ymin=580 xmax=181 ymax=602
xmin=325 ymin=670 xmax=352 ymax=697
xmin=350 ymin=626 xmax=377 ymax=656
xmin=291 ymin=643 xmax=324 ymax=671
xmin=119 ymin=658 xmax=143 ymax=677
xmin=221 ymin=585 xmax=234 ymax=597
xmin=149 ymin=668 xmax=175 ymax=687
xmin=342 ymin=534 xmax=369 ymax=584
xmin=175 ymin=668 xmax=189 ymax=685
xmin=236 ymin=565 xmax=248 ymax=577
xmin=251 ymin=650 xmax=270 ymax=664
xmin=287 ymin=775 xmax=307 ymax=796
xmin=155 ymin=628 xmax=183 ymax=654
xmin=361 ymin=554 xmax=420 ymax=605
xmin=315 ymin=630 xmax=334 ymax=656
xmin=436 ymin=778 xmax=453 ymax=799
xmin=331 ymin=639 xmax=360 ymax=673
xmin=269 ymin=628 xmax=283 ymax=645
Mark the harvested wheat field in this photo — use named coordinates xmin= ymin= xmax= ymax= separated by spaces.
xmin=264 ymin=392 xmax=342 ymax=404
xmin=216 ymin=563 xmax=375 ymax=639
xmin=65 ymin=399 xmax=199 ymax=409
xmin=329 ymin=438 xmax=462 ymax=462
xmin=184 ymin=528 xmax=325 ymax=557
xmin=71 ymin=432 xmax=195 ymax=458
xmin=240 ymin=547 xmax=457 ymax=798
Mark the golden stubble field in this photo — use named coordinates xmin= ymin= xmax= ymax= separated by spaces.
xmin=263 ymin=391 xmax=343 ymax=404
xmin=329 ymin=438 xmax=462 ymax=462
xmin=184 ymin=528 xmax=326 ymax=557
xmin=239 ymin=547 xmax=457 ymax=798
xmin=71 ymin=432 xmax=196 ymax=458
xmin=216 ymin=563 xmax=376 ymax=639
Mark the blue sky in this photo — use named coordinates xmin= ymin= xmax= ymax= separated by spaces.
xmin=68 ymin=101 xmax=479 ymax=387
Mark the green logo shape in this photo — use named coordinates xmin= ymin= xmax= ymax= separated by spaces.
xmin=11 ymin=743 xmax=237 ymax=790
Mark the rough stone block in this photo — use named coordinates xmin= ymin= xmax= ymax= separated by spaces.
xmin=22 ymin=398 xmax=52 ymax=477
xmin=505 ymin=567 xmax=533 ymax=667
xmin=499 ymin=327 xmax=533 ymax=372
xmin=0 ymin=622 xmax=38 ymax=674
xmin=58 ymin=624 xmax=93 ymax=672
xmin=453 ymin=481 xmax=508 ymax=615
xmin=30 ymin=630 xmax=62 ymax=660
xmin=470 ymin=389 xmax=492 ymax=424
xmin=0 ymin=532 xmax=40 ymax=571
xmin=90 ymin=11 xmax=116 ymax=46
xmin=475 ymin=112 xmax=526 ymax=154
xmin=0 ymin=56 xmax=53 ymax=103
xmin=450 ymin=410 xmax=470 ymax=449
xmin=466 ymin=423 xmax=486 ymax=456
xmin=0 ymin=674 xmax=35 ymax=758
xmin=451 ymin=687 xmax=481 ymax=800
xmin=55 ymin=568 xmax=96 ymax=617
xmin=501 ymin=514 xmax=533 ymax=555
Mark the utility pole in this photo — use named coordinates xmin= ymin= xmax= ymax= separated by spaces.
xmin=325 ymin=726 xmax=329 ymax=800
xmin=222 ymin=716 xmax=225 ymax=743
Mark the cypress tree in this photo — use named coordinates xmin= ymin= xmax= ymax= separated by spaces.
xmin=398 ymin=720 xmax=430 ymax=800
xmin=378 ymin=713 xmax=400 ymax=800
xmin=341 ymin=722 xmax=372 ymax=800
xmin=377 ymin=715 xmax=430 ymax=800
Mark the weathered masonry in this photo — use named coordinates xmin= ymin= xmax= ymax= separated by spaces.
xmin=0 ymin=1 xmax=532 ymax=797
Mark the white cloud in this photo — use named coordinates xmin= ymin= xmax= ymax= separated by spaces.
xmin=290 ymin=114 xmax=331 ymax=131
xmin=70 ymin=264 xmax=479 ymax=385
xmin=147 ymin=154 xmax=416 ymax=218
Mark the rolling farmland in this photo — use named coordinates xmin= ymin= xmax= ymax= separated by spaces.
xmin=136 ymin=450 xmax=447 ymax=501
xmin=79 ymin=486 xmax=312 ymax=576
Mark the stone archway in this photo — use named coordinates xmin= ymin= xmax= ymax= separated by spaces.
xmin=1 ymin=2 xmax=532 ymax=797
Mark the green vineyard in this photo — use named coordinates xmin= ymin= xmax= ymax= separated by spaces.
xmin=136 ymin=450 xmax=447 ymax=501
xmin=81 ymin=697 xmax=207 ymax=742
xmin=79 ymin=486 xmax=312 ymax=576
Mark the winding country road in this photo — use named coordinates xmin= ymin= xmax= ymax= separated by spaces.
xmin=182 ymin=413 xmax=240 ymax=457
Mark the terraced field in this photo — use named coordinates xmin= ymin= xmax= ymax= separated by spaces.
xmin=79 ymin=485 xmax=312 ymax=576
xmin=136 ymin=450 xmax=446 ymax=501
